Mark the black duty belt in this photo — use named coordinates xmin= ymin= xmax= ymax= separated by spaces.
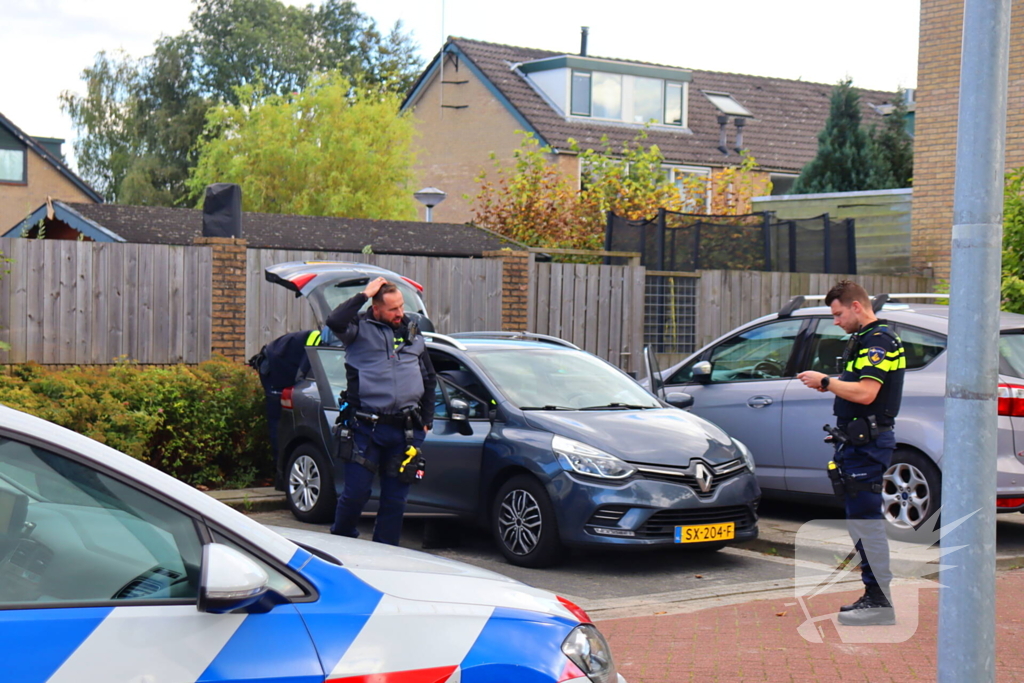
xmin=356 ymin=411 xmax=410 ymax=428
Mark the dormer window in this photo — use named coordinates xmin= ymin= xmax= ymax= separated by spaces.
xmin=521 ymin=55 xmax=691 ymax=128
xmin=703 ymin=91 xmax=753 ymax=118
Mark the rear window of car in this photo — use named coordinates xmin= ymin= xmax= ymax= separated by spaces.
xmin=1000 ymin=332 xmax=1024 ymax=378
xmin=894 ymin=325 xmax=947 ymax=370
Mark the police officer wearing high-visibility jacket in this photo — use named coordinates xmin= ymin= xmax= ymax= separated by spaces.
xmin=797 ymin=280 xmax=907 ymax=626
xmin=327 ymin=277 xmax=436 ymax=546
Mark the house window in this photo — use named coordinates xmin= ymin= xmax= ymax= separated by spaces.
xmin=592 ymin=72 xmax=623 ymax=120
xmin=0 ymin=148 xmax=25 ymax=183
xmin=571 ymin=71 xmax=592 ymax=116
xmin=633 ymin=76 xmax=663 ymax=124
xmin=666 ymin=165 xmax=712 ymax=213
xmin=665 ymin=83 xmax=684 ymax=126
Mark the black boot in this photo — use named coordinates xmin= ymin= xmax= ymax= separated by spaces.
xmin=838 ymin=585 xmax=895 ymax=626
xmin=839 ymin=589 xmax=871 ymax=612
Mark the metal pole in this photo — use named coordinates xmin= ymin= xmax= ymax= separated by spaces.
xmin=426 ymin=206 xmax=433 ymax=223
xmin=938 ymin=0 xmax=1010 ymax=681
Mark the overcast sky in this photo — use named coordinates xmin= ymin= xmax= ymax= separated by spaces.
xmin=2 ymin=0 xmax=920 ymax=173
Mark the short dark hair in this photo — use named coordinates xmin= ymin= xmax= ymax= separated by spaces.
xmin=372 ymin=283 xmax=400 ymax=306
xmin=825 ymin=280 xmax=870 ymax=308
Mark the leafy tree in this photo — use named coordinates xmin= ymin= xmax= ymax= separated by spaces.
xmin=793 ymin=79 xmax=874 ymax=194
xmin=470 ymin=131 xmax=683 ymax=252
xmin=62 ymin=0 xmax=421 ymax=207
xmin=1003 ymin=167 xmax=1024 ymax=314
xmin=868 ymin=91 xmax=914 ymax=189
xmin=187 ymin=72 xmax=418 ymax=220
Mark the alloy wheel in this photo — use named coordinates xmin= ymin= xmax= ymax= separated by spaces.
xmin=497 ymin=489 xmax=543 ymax=556
xmin=289 ymin=454 xmax=321 ymax=513
xmin=882 ymin=461 xmax=931 ymax=529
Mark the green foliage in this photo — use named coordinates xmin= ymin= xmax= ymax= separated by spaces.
xmin=868 ymin=90 xmax=914 ymax=189
xmin=0 ymin=358 xmax=269 ymax=488
xmin=470 ymin=130 xmax=682 ymax=252
xmin=793 ymin=80 xmax=874 ymax=194
xmin=187 ymin=71 xmax=418 ymax=220
xmin=61 ymin=0 xmax=421 ymax=207
xmin=1003 ymin=167 xmax=1024 ymax=313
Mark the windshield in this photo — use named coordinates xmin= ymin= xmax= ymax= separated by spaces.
xmin=1001 ymin=332 xmax=1024 ymax=378
xmin=323 ymin=280 xmax=427 ymax=316
xmin=469 ymin=348 xmax=660 ymax=410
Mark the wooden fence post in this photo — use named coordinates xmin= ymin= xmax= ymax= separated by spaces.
xmin=195 ymin=236 xmax=247 ymax=363
xmin=483 ymin=250 xmax=531 ymax=331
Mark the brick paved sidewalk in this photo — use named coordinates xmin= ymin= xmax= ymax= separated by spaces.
xmin=598 ymin=569 xmax=1024 ymax=682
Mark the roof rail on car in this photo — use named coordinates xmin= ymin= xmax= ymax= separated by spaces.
xmin=780 ymin=293 xmax=947 ymax=317
xmin=422 ymin=332 xmax=468 ymax=351
xmin=448 ymin=331 xmax=581 ymax=350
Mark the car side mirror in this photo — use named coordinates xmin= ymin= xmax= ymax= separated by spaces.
xmin=198 ymin=543 xmax=270 ymax=614
xmin=450 ymin=398 xmax=470 ymax=421
xmin=666 ymin=392 xmax=694 ymax=410
xmin=692 ymin=360 xmax=712 ymax=384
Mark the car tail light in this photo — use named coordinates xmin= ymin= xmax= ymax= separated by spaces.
xmin=998 ymin=383 xmax=1024 ymax=417
xmin=997 ymin=497 xmax=1024 ymax=508
xmin=558 ymin=596 xmax=592 ymax=624
xmin=289 ymin=274 xmax=317 ymax=291
xmin=281 ymin=387 xmax=294 ymax=410
xmin=400 ymin=276 xmax=424 ymax=292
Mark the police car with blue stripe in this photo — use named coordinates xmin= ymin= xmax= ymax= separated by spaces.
xmin=0 ymin=404 xmax=623 ymax=683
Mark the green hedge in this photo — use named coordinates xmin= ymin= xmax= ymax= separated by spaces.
xmin=0 ymin=357 xmax=270 ymax=488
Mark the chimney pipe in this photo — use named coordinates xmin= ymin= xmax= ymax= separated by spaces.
xmin=580 ymin=26 xmax=589 ymax=56
xmin=717 ymin=115 xmax=729 ymax=155
xmin=733 ymin=117 xmax=746 ymax=153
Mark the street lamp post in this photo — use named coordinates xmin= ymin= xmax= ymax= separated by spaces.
xmin=414 ymin=187 xmax=447 ymax=222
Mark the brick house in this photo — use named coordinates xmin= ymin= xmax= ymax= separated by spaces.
xmin=0 ymin=112 xmax=102 ymax=233
xmin=402 ymin=37 xmax=897 ymax=224
xmin=912 ymin=0 xmax=1024 ymax=279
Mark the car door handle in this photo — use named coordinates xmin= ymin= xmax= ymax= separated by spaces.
xmin=747 ymin=396 xmax=774 ymax=408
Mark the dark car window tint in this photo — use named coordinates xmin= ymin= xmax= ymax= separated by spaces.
xmin=806 ymin=320 xmax=851 ymax=374
xmin=894 ymin=325 xmax=946 ymax=370
xmin=0 ymin=438 xmax=201 ymax=606
xmin=999 ymin=332 xmax=1024 ymax=378
xmin=314 ymin=348 xmax=349 ymax=407
xmin=705 ymin=319 xmax=804 ymax=383
xmin=429 ymin=351 xmax=492 ymax=419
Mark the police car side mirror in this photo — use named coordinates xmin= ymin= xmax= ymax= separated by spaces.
xmin=450 ymin=398 xmax=470 ymax=421
xmin=198 ymin=544 xmax=270 ymax=614
xmin=666 ymin=392 xmax=694 ymax=410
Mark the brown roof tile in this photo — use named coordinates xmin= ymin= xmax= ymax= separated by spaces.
xmin=450 ymin=38 xmax=896 ymax=174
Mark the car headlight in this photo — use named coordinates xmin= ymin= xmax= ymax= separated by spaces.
xmin=562 ymin=624 xmax=618 ymax=683
xmin=553 ymin=435 xmax=636 ymax=480
xmin=734 ymin=438 xmax=756 ymax=473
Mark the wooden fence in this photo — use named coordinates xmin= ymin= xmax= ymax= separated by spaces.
xmin=527 ymin=261 xmax=646 ymax=374
xmin=0 ymin=238 xmax=212 ymax=364
xmin=246 ymin=249 xmax=503 ymax=357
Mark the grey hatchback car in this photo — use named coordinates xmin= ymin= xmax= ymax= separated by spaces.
xmin=276 ymin=332 xmax=761 ymax=567
xmin=655 ymin=294 xmax=1024 ymax=532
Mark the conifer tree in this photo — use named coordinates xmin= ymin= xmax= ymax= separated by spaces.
xmin=868 ymin=91 xmax=914 ymax=189
xmin=792 ymin=80 xmax=873 ymax=194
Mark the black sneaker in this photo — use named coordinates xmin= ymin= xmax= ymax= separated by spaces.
xmin=839 ymin=591 xmax=870 ymax=612
xmin=838 ymin=591 xmax=895 ymax=626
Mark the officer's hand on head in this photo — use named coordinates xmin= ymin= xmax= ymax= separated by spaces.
xmin=363 ymin=277 xmax=388 ymax=299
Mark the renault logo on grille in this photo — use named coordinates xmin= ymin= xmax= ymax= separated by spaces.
xmin=695 ymin=462 xmax=713 ymax=493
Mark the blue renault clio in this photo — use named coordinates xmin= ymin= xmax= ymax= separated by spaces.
xmin=278 ymin=331 xmax=761 ymax=568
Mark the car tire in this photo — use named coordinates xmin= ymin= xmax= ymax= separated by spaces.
xmin=286 ymin=443 xmax=336 ymax=524
xmin=492 ymin=475 xmax=563 ymax=568
xmin=882 ymin=448 xmax=941 ymax=539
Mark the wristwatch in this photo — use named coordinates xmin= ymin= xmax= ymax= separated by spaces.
xmin=820 ymin=376 xmax=831 ymax=391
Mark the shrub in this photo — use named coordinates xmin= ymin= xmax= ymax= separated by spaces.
xmin=0 ymin=357 xmax=269 ymax=488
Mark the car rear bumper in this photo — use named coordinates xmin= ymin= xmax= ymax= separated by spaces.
xmin=552 ymin=470 xmax=761 ymax=548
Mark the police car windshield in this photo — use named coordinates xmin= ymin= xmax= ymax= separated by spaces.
xmin=324 ymin=281 xmax=426 ymax=316
xmin=469 ymin=348 xmax=660 ymax=410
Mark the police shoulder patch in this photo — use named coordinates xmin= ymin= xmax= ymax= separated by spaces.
xmin=867 ymin=346 xmax=887 ymax=365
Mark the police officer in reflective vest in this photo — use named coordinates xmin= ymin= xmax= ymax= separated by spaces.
xmin=797 ymin=280 xmax=906 ymax=626
xmin=327 ymin=277 xmax=435 ymax=546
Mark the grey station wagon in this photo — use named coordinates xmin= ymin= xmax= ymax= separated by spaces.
xmin=654 ymin=294 xmax=1024 ymax=532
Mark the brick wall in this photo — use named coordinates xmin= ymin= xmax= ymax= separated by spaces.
xmin=913 ymin=0 xmax=1024 ymax=279
xmin=484 ymin=250 xmax=532 ymax=330
xmin=195 ymin=236 xmax=247 ymax=362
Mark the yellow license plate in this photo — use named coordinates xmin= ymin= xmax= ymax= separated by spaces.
xmin=675 ymin=522 xmax=735 ymax=543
